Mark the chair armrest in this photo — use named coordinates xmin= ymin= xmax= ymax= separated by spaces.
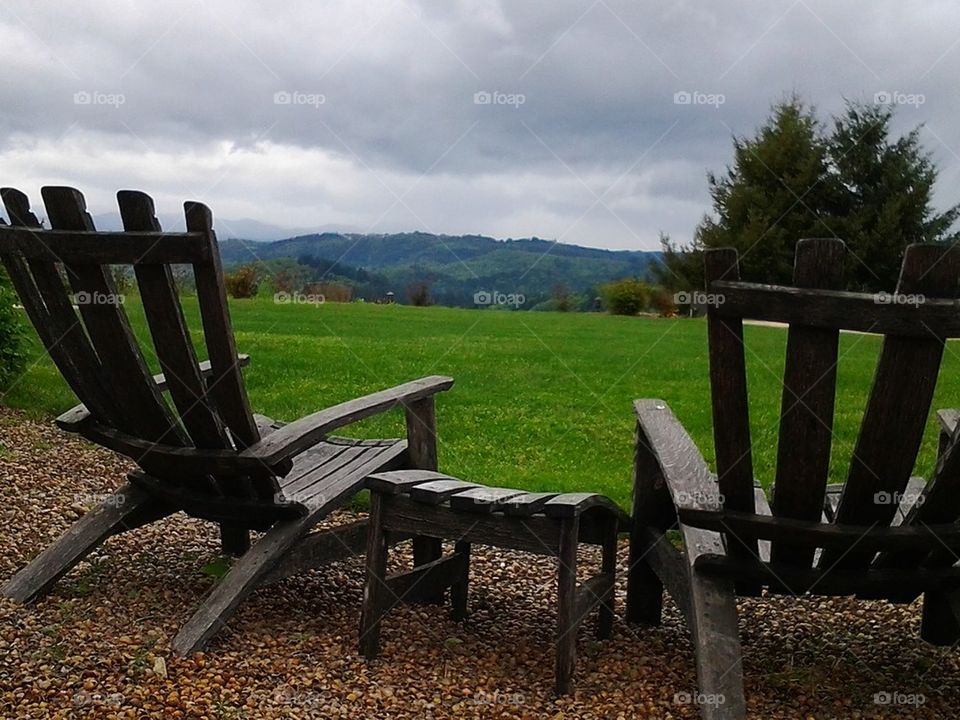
xmin=938 ymin=409 xmax=960 ymax=436
xmin=243 ymin=375 xmax=455 ymax=465
xmin=56 ymin=355 xmax=251 ymax=430
xmin=633 ymin=399 xmax=721 ymax=512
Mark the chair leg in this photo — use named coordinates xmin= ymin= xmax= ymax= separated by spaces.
xmin=2 ymin=482 xmax=164 ymax=603
xmin=597 ymin=518 xmax=617 ymax=640
xmin=450 ymin=541 xmax=470 ymax=621
xmin=688 ymin=570 xmax=746 ymax=720
xmin=359 ymin=493 xmax=390 ymax=660
xmin=556 ymin=516 xmax=580 ymax=696
xmin=626 ymin=527 xmax=664 ymax=626
xmin=921 ymin=589 xmax=960 ymax=645
xmin=172 ymin=513 xmax=315 ymax=655
xmin=412 ymin=535 xmax=444 ymax=605
xmin=219 ymin=524 xmax=250 ymax=556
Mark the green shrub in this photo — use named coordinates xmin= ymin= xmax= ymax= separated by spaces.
xmin=0 ymin=267 xmax=25 ymax=391
xmin=224 ymin=264 xmax=259 ymax=298
xmin=600 ymin=278 xmax=650 ymax=316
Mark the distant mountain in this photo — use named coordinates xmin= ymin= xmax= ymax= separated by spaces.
xmin=218 ymin=232 xmax=661 ymax=309
xmin=92 ymin=213 xmax=340 ymax=242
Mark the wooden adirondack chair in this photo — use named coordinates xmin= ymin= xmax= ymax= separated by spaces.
xmin=626 ymin=238 xmax=960 ymax=719
xmin=0 ymin=186 xmax=453 ymax=655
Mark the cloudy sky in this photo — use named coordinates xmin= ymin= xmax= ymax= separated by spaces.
xmin=2 ymin=0 xmax=959 ymax=250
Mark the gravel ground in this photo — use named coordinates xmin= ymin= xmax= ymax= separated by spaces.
xmin=2 ymin=407 xmax=960 ymax=719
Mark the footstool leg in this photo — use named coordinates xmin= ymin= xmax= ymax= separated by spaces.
xmin=598 ymin=517 xmax=617 ymax=640
xmin=451 ymin=541 xmax=470 ymax=621
xmin=360 ymin=493 xmax=390 ymax=659
xmin=556 ymin=516 xmax=580 ymax=696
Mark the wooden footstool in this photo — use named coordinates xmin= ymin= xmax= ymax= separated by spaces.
xmin=358 ymin=470 xmax=627 ymax=695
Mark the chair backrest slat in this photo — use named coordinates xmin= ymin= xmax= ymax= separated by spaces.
xmin=187 ymin=201 xmax=261 ymax=452
xmin=0 ymin=189 xmax=120 ymax=425
xmin=117 ymin=191 xmax=230 ymax=452
xmin=40 ymin=186 xmax=186 ymax=445
xmin=770 ymin=239 xmax=844 ymax=566
xmin=705 ymin=240 xmax=960 ymax=575
xmin=704 ymin=248 xmax=758 ymax=561
xmin=822 ymin=244 xmax=960 ymax=570
xmin=0 ymin=185 xmax=281 ymax=505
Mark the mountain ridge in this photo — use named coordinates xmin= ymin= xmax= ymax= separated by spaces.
xmin=218 ymin=231 xmax=661 ymax=309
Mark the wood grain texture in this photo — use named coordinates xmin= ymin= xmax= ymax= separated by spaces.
xmin=42 ymin=186 xmax=184 ymax=445
xmin=704 ymin=249 xmax=758 ymax=565
xmin=711 ymin=282 xmax=960 ymax=337
xmin=770 ymin=239 xmax=845 ymax=566
xmin=824 ymin=244 xmax=960 ymax=570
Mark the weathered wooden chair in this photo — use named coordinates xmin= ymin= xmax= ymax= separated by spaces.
xmin=627 ymin=238 xmax=960 ymax=719
xmin=0 ymin=186 xmax=453 ymax=655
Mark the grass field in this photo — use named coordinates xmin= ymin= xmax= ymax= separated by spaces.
xmin=4 ymin=299 xmax=959 ymax=509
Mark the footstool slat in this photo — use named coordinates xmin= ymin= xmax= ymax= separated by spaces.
xmin=500 ymin=491 xmax=560 ymax=516
xmin=408 ymin=479 xmax=482 ymax=504
xmin=449 ymin=487 xmax=527 ymax=513
xmin=367 ymin=470 xmax=455 ymax=494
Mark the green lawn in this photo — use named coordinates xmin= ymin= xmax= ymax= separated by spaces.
xmin=4 ymin=299 xmax=959 ymax=509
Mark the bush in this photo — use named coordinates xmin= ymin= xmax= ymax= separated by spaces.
xmin=0 ymin=268 xmax=25 ymax=391
xmin=406 ymin=280 xmax=432 ymax=307
xmin=600 ymin=278 xmax=650 ymax=316
xmin=650 ymin=286 xmax=678 ymax=317
xmin=224 ymin=265 xmax=258 ymax=298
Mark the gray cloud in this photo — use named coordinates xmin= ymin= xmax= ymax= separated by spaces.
xmin=1 ymin=0 xmax=959 ymax=249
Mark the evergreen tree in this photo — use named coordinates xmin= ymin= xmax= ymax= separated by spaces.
xmin=659 ymin=97 xmax=959 ymax=291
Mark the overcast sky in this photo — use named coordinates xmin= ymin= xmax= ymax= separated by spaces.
xmin=2 ymin=0 xmax=959 ymax=250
